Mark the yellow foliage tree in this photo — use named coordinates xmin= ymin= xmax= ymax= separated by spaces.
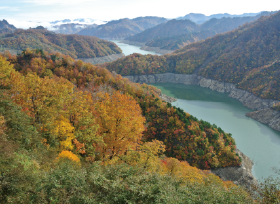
xmin=56 ymin=150 xmax=80 ymax=163
xmin=51 ymin=116 xmax=75 ymax=150
xmin=94 ymin=91 xmax=145 ymax=161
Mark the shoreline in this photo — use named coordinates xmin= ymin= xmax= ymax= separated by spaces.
xmin=123 ymin=73 xmax=280 ymax=132
xmin=79 ymin=53 xmax=125 ymax=64
xmin=124 ymin=73 xmax=259 ymax=189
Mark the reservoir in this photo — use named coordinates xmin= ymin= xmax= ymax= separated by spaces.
xmin=109 ymin=40 xmax=163 ymax=56
xmin=114 ymin=41 xmax=280 ymax=181
xmin=152 ymin=83 xmax=280 ymax=181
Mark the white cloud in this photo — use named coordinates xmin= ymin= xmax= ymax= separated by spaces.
xmin=21 ymin=0 xmax=95 ymax=6
xmin=7 ymin=19 xmax=53 ymax=29
xmin=0 ymin=6 xmax=19 ymax=11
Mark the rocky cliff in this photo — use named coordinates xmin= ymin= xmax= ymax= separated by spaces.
xmin=211 ymin=149 xmax=258 ymax=190
xmin=124 ymin=73 xmax=280 ymax=131
xmin=79 ymin=53 xmax=125 ymax=64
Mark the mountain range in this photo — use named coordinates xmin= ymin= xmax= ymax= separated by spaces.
xmin=105 ymin=11 xmax=280 ymax=101
xmin=77 ymin=16 xmax=168 ymax=40
xmin=124 ymin=11 xmax=276 ymax=51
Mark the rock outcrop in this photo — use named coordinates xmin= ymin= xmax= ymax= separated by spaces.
xmin=79 ymin=53 xmax=125 ymax=65
xmin=159 ymin=93 xmax=177 ymax=103
xmin=211 ymin=149 xmax=258 ymax=190
xmin=124 ymin=73 xmax=280 ymax=131
xmin=246 ymin=109 xmax=280 ymax=132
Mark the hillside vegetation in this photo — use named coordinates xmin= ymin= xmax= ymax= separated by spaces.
xmin=0 ymin=50 xmax=265 ymax=203
xmin=105 ymin=11 xmax=280 ymax=102
xmin=0 ymin=28 xmax=122 ymax=58
xmin=125 ymin=11 xmax=275 ymax=50
xmin=78 ymin=17 xmax=168 ymax=39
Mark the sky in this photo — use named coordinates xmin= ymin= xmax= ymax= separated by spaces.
xmin=1 ymin=0 xmax=280 ymax=29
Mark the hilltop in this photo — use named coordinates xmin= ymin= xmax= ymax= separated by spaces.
xmin=0 ymin=19 xmax=16 ymax=34
xmin=77 ymin=16 xmax=168 ymax=40
xmin=0 ymin=28 xmax=122 ymax=58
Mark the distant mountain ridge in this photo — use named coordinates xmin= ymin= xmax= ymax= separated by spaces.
xmin=124 ymin=11 xmax=276 ymax=51
xmin=77 ymin=16 xmax=168 ymax=40
xmin=0 ymin=28 xmax=122 ymax=58
xmin=177 ymin=11 xmax=274 ymax=24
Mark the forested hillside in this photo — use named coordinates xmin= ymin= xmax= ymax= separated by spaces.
xmin=124 ymin=11 xmax=275 ymax=50
xmin=105 ymin=11 xmax=280 ymax=102
xmin=78 ymin=17 xmax=168 ymax=39
xmin=0 ymin=50 xmax=264 ymax=203
xmin=0 ymin=28 xmax=122 ymax=58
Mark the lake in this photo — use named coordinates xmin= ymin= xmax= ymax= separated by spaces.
xmin=114 ymin=41 xmax=280 ymax=181
xmin=109 ymin=40 xmax=162 ymax=56
xmin=152 ymin=83 xmax=280 ymax=181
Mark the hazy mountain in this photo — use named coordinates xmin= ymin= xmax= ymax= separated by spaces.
xmin=125 ymin=11 xmax=276 ymax=50
xmin=0 ymin=20 xmax=16 ymax=34
xmin=77 ymin=16 xmax=168 ymax=40
xmin=0 ymin=19 xmax=16 ymax=30
xmin=177 ymin=12 xmax=260 ymax=24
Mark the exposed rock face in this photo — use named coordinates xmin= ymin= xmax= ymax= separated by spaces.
xmin=124 ymin=73 xmax=280 ymax=131
xmin=246 ymin=109 xmax=280 ymax=132
xmin=159 ymin=93 xmax=177 ymax=103
xmin=79 ymin=53 xmax=125 ymax=64
xmin=211 ymin=149 xmax=258 ymax=190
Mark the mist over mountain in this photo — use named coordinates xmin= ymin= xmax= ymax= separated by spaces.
xmin=52 ymin=23 xmax=98 ymax=34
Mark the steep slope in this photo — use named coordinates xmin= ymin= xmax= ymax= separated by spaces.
xmin=78 ymin=16 xmax=168 ymax=40
xmin=0 ymin=19 xmax=16 ymax=34
xmin=0 ymin=19 xmax=16 ymax=30
xmin=0 ymin=28 xmax=122 ymax=58
xmin=125 ymin=19 xmax=197 ymax=43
